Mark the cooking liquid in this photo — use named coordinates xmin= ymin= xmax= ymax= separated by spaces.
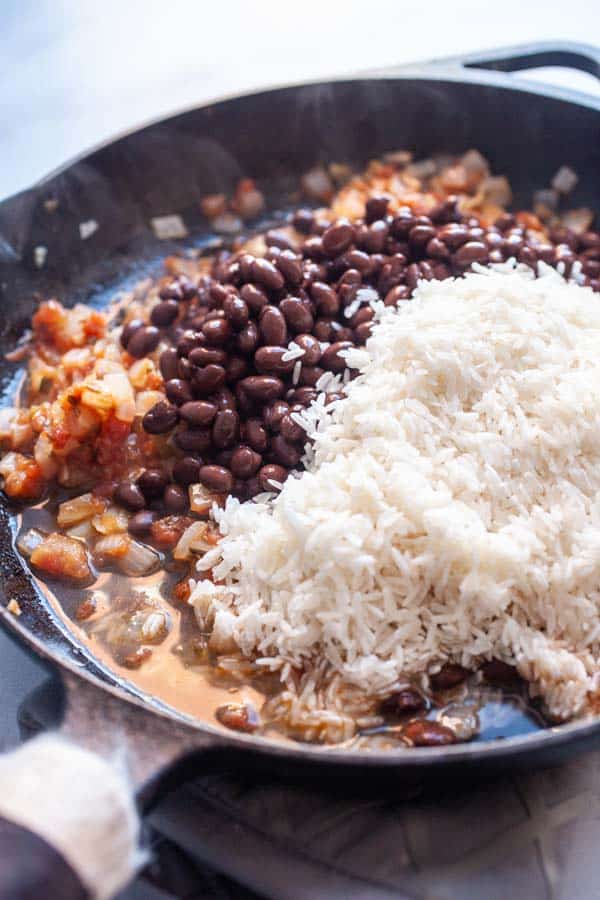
xmin=16 ymin=502 xmax=546 ymax=746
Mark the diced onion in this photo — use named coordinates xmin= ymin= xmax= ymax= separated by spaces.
xmin=92 ymin=506 xmax=128 ymax=535
xmin=117 ymin=540 xmax=160 ymax=577
xmin=94 ymin=534 xmax=130 ymax=559
xmin=57 ymin=492 xmax=105 ymax=527
xmin=188 ymin=484 xmax=213 ymax=517
xmin=16 ymin=529 xmax=45 ymax=558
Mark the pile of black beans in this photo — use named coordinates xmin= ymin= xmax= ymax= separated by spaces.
xmin=118 ymin=195 xmax=600 ymax=522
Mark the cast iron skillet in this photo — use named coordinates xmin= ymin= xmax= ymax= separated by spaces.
xmin=0 ymin=40 xmax=599 ymax=892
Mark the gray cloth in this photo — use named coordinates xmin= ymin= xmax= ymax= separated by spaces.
xmin=149 ymin=754 xmax=600 ymax=900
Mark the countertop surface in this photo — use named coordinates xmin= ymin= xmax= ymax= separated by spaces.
xmin=0 ymin=4 xmax=599 ymax=898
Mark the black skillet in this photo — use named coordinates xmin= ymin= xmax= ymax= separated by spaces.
xmin=0 ymin=41 xmax=599 ymax=898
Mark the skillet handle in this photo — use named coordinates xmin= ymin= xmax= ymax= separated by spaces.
xmin=0 ymin=733 xmax=140 ymax=899
xmin=0 ymin=671 xmax=224 ymax=898
xmin=457 ymin=41 xmax=600 ymax=81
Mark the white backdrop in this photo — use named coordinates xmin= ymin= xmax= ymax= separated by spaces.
xmin=0 ymin=0 xmax=598 ymax=200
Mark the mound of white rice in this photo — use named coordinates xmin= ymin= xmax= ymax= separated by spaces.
xmin=193 ymin=264 xmax=600 ymax=720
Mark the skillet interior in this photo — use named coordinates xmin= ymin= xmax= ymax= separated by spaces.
xmin=1 ymin=71 xmax=600 ymax=772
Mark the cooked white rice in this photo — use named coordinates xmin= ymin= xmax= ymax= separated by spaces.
xmin=192 ymin=263 xmax=600 ymax=720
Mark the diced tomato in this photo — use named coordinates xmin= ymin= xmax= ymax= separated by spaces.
xmin=30 ymin=533 xmax=91 ymax=581
xmin=2 ymin=456 xmax=45 ymax=500
xmin=82 ymin=311 xmax=106 ymax=340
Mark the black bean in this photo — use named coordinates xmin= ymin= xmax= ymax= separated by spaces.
xmin=518 ymin=246 xmax=538 ymax=268
xmin=254 ymin=345 xmax=295 ymax=375
xmin=292 ymin=333 xmax=321 ymax=365
xmin=223 ymin=296 xmax=249 ymax=330
xmin=381 ymin=688 xmax=425 ymax=715
xmin=251 ymin=258 xmax=285 ymax=292
xmin=390 ymin=211 xmax=416 ymax=239
xmin=365 ymin=195 xmax=389 ymax=223
xmin=321 ymin=341 xmax=352 ymax=373
xmin=239 ymin=283 xmax=268 ymax=314
xmin=243 ymin=418 xmax=268 ymax=452
xmin=173 ymin=456 xmax=203 ymax=486
xmin=114 ymin=482 xmax=146 ymax=511
xmin=292 ymin=209 xmax=315 ymax=234
xmin=230 ymin=445 xmax=262 ymax=478
xmin=190 ymin=364 xmax=226 ymax=395
xmin=313 ymin=318 xmax=334 ymax=341
xmin=212 ymin=408 xmax=239 ymax=449
xmin=177 ymin=330 xmax=205 ymax=357
xmin=310 ymin=282 xmax=339 ymax=316
xmin=163 ymin=483 xmax=189 ymax=514
xmin=142 ymin=401 xmax=179 ymax=434
xmin=202 ymin=317 xmax=232 ymax=346
xmin=481 ymin=659 xmax=520 ymax=685
xmin=280 ymin=413 xmax=304 ymax=443
xmin=240 ymin=375 xmax=284 ymax=403
xmin=199 ymin=465 xmax=233 ymax=493
xmin=215 ymin=449 xmax=234 ymax=468
xmin=137 ymin=468 xmax=168 ymax=499
xmin=344 ymin=249 xmax=372 ymax=274
xmin=159 ymin=347 xmax=180 ymax=381
xmin=258 ymin=464 xmax=288 ymax=491
xmin=279 ymin=297 xmax=314 ymax=333
xmin=298 ymin=365 xmax=323 ymax=387
xmin=209 ymin=282 xmax=230 ymax=306
xmin=338 ymin=268 xmax=362 ymax=288
xmin=159 ymin=280 xmax=184 ymax=301
xmin=265 ymin=229 xmax=296 ymax=251
xmin=403 ymin=720 xmax=456 ymax=747
xmin=175 ymin=427 xmax=212 ymax=453
xmin=290 ymin=387 xmax=317 ymax=406
xmin=259 ymin=306 xmax=287 ymax=345
xmin=354 ymin=322 xmax=372 ymax=344
xmin=426 ymin=237 xmax=451 ymax=260
xmin=127 ymin=325 xmax=160 ymax=358
xmin=151 ymin=299 xmax=179 ymax=328
xmin=438 ymin=223 xmax=470 ymax=250
xmin=429 ymin=196 xmax=461 ymax=225
xmin=494 ymin=212 xmax=516 ymax=231
xmin=179 ymin=400 xmax=218 ymax=426
xmin=302 ymin=235 xmax=326 ymax=261
xmin=188 ymin=345 xmax=226 ymax=367
xmin=409 ymin=224 xmax=436 ymax=249
xmin=384 ymin=284 xmax=410 ymax=307
xmin=236 ymin=321 xmax=260 ymax=356
xmin=225 ymin=355 xmax=249 ymax=383
xmin=430 ymin=664 xmax=469 ymax=690
xmin=349 ymin=306 xmax=374 ymax=328
xmin=120 ymin=318 xmax=144 ymax=348
xmin=262 ymin=400 xmax=289 ymax=431
xmin=128 ymin=510 xmax=158 ymax=537
xmin=322 ymin=221 xmax=354 ymax=257
xmin=362 ymin=220 xmax=389 ymax=253
xmin=275 ymin=250 xmax=303 ymax=287
xmin=454 ymin=241 xmax=489 ymax=267
xmin=270 ymin=434 xmax=302 ymax=467
xmin=165 ymin=378 xmax=193 ymax=405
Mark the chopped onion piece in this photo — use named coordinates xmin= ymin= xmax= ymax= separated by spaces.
xmin=174 ymin=520 xmax=216 ymax=559
xmin=94 ymin=534 xmax=130 ymax=559
xmin=552 ymin=165 xmax=578 ymax=195
xmin=562 ymin=208 xmax=594 ymax=235
xmin=189 ymin=484 xmax=213 ymax=517
xmin=17 ymin=528 xmax=45 ymax=558
xmin=117 ymin=540 xmax=160 ymax=577
xmin=57 ymin=492 xmax=105 ymax=527
xmin=92 ymin=506 xmax=128 ymax=535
